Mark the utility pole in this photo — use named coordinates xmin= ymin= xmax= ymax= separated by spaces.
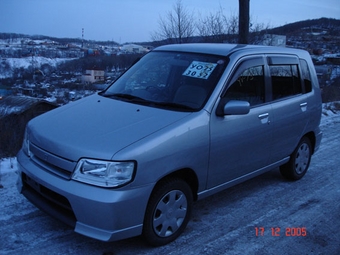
xmin=238 ymin=0 xmax=250 ymax=44
xmin=0 ymin=159 xmax=3 ymax=188
xmin=82 ymin=28 xmax=84 ymax=48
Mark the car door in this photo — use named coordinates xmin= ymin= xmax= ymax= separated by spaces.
xmin=266 ymin=55 xmax=309 ymax=162
xmin=208 ymin=56 xmax=273 ymax=188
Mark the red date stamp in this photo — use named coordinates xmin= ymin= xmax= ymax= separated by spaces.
xmin=255 ymin=227 xmax=307 ymax=237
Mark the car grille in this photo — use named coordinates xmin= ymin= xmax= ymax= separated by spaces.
xmin=29 ymin=142 xmax=76 ymax=179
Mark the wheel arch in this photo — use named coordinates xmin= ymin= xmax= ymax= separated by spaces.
xmin=304 ymin=131 xmax=316 ymax=154
xmin=151 ymin=168 xmax=199 ymax=202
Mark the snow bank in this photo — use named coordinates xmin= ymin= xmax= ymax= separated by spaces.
xmin=321 ymin=101 xmax=340 ymax=126
xmin=0 ymin=157 xmax=17 ymax=175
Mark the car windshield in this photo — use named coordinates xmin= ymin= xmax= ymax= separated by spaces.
xmin=101 ymin=51 xmax=228 ymax=111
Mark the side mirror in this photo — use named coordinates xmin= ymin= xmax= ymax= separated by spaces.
xmin=216 ymin=100 xmax=250 ymax=116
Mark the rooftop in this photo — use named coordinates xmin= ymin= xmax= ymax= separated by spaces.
xmin=0 ymin=96 xmax=57 ymax=118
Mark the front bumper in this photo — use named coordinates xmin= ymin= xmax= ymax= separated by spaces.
xmin=16 ymin=150 xmax=154 ymax=242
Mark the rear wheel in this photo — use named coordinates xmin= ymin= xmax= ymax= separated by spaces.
xmin=142 ymin=178 xmax=193 ymax=246
xmin=280 ymin=137 xmax=312 ymax=180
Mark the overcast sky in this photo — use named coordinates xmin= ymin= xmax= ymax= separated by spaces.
xmin=1 ymin=0 xmax=339 ymax=43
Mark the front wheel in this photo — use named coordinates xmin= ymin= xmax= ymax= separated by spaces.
xmin=280 ymin=137 xmax=312 ymax=180
xmin=142 ymin=178 xmax=193 ymax=246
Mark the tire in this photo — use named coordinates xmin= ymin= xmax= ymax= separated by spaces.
xmin=280 ymin=137 xmax=312 ymax=180
xmin=142 ymin=178 xmax=193 ymax=246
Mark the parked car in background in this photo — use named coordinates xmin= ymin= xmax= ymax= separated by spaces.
xmin=17 ymin=43 xmax=322 ymax=246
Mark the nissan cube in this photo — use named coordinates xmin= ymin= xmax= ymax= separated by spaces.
xmin=17 ymin=43 xmax=322 ymax=246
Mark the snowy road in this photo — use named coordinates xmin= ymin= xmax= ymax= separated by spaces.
xmin=1 ymin=112 xmax=340 ymax=255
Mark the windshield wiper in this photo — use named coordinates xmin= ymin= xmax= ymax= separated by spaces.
xmin=102 ymin=93 xmax=148 ymax=103
xmin=101 ymin=93 xmax=196 ymax=111
xmin=153 ymin=102 xmax=196 ymax=111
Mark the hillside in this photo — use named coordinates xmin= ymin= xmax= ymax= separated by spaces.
xmin=0 ymin=33 xmax=120 ymax=47
xmin=2 ymin=18 xmax=338 ymax=47
xmin=269 ymin=17 xmax=340 ymax=36
xmin=0 ymin=17 xmax=339 ymax=102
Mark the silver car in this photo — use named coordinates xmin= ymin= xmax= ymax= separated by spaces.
xmin=17 ymin=43 xmax=322 ymax=246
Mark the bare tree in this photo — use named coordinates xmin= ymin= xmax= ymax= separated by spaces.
xmin=152 ymin=0 xmax=196 ymax=44
xmin=197 ymin=6 xmax=227 ymax=42
xmin=226 ymin=11 xmax=239 ymax=35
xmin=196 ymin=5 xmax=243 ymax=43
xmin=238 ymin=0 xmax=250 ymax=44
xmin=248 ymin=16 xmax=272 ymax=44
xmin=224 ymin=11 xmax=239 ymax=43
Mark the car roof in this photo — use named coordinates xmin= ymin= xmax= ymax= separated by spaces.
xmin=153 ymin=43 xmax=307 ymax=58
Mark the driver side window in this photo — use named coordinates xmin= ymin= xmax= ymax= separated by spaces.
xmin=224 ymin=65 xmax=265 ymax=107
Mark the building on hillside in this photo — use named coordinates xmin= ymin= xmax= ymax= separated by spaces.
xmin=326 ymin=55 xmax=340 ymax=65
xmin=262 ymin=34 xmax=286 ymax=47
xmin=0 ymin=85 xmax=12 ymax=99
xmin=82 ymin=68 xmax=105 ymax=83
xmin=120 ymin=44 xmax=149 ymax=54
xmin=314 ymin=65 xmax=333 ymax=87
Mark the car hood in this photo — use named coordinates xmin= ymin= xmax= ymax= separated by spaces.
xmin=28 ymin=94 xmax=191 ymax=161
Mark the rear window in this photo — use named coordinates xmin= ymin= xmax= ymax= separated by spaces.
xmin=300 ymin=59 xmax=312 ymax=93
xmin=270 ymin=64 xmax=302 ymax=100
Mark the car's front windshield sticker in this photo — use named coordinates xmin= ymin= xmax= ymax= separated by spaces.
xmin=183 ymin=61 xmax=217 ymax=80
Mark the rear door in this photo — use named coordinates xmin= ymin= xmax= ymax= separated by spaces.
xmin=208 ymin=56 xmax=273 ymax=188
xmin=266 ymin=55 xmax=309 ymax=162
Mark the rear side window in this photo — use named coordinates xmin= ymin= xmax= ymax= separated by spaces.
xmin=270 ymin=64 xmax=302 ymax=100
xmin=300 ymin=59 xmax=312 ymax=93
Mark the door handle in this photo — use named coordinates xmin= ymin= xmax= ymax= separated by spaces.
xmin=258 ymin=113 xmax=270 ymax=124
xmin=300 ymin=102 xmax=307 ymax=112
xmin=258 ymin=113 xmax=269 ymax=119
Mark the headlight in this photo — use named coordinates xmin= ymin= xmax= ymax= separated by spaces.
xmin=72 ymin=159 xmax=135 ymax=188
xmin=22 ymin=128 xmax=31 ymax=157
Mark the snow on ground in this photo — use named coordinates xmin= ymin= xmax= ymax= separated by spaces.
xmin=0 ymin=57 xmax=76 ymax=79
xmin=0 ymin=157 xmax=17 ymax=176
xmin=330 ymin=66 xmax=340 ymax=80
xmin=321 ymin=101 xmax=340 ymax=126
xmin=5 ymin=56 xmax=73 ymax=69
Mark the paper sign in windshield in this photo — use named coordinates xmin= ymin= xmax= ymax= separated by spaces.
xmin=183 ymin=61 xmax=217 ymax=80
